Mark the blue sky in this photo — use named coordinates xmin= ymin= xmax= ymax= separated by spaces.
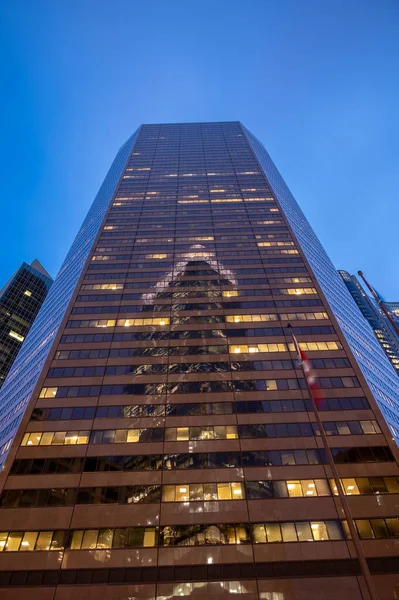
xmin=1 ymin=0 xmax=398 ymax=297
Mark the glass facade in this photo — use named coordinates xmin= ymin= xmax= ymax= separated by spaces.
xmin=244 ymin=126 xmax=399 ymax=443
xmin=0 ymin=122 xmax=398 ymax=599
xmin=384 ymin=302 xmax=399 ymax=330
xmin=0 ymin=133 xmax=137 ymax=465
xmin=0 ymin=260 xmax=52 ymax=390
xmin=339 ymin=270 xmax=399 ymax=377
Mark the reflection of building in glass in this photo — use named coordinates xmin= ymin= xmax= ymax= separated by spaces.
xmin=339 ymin=270 xmax=399 ymax=375
xmin=142 ymin=244 xmax=238 ymax=305
xmin=0 ymin=123 xmax=398 ymax=598
xmin=0 ymin=260 xmax=52 ymax=388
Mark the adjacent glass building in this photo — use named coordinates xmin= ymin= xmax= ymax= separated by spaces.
xmin=339 ymin=270 xmax=399 ymax=377
xmin=0 ymin=259 xmax=52 ymax=391
xmin=385 ymin=302 xmax=399 ymax=330
xmin=0 ymin=122 xmax=398 ymax=599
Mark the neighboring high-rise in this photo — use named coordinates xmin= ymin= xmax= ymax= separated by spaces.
xmin=339 ymin=270 xmax=399 ymax=377
xmin=0 ymin=260 xmax=52 ymax=391
xmin=0 ymin=123 xmax=398 ymax=599
xmin=383 ymin=302 xmax=399 ymax=330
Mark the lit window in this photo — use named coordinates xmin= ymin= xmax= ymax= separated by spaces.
xmin=257 ymin=241 xmax=295 ymax=247
xmin=178 ymin=200 xmax=209 ymax=204
xmin=253 ymin=524 xmax=267 ymax=543
xmin=229 ymin=343 xmax=288 ymax=354
xmin=176 ymin=427 xmax=189 ymax=441
xmin=266 ymin=523 xmax=283 ymax=543
xmin=176 ymin=486 xmax=189 ymax=502
xmin=65 ymin=432 xmax=80 ymax=445
xmin=211 ymin=198 xmax=243 ymax=203
xmin=9 ymin=330 xmax=24 ymax=342
xmin=24 ymin=290 xmax=32 ymax=297
xmin=226 ymin=314 xmax=278 ymax=324
xmin=341 ymin=479 xmax=360 ymax=496
xmin=143 ymin=528 xmax=157 ymax=547
xmin=231 ymin=345 xmax=242 ymax=353
xmin=231 ymin=482 xmax=244 ymax=499
xmin=226 ymin=426 xmax=238 ymax=439
xmin=117 ymin=318 xmax=170 ymax=327
xmin=127 ymin=429 xmax=140 ymax=443
xmin=40 ymin=432 xmax=54 ymax=446
xmin=39 ymin=387 xmax=58 ymax=398
xmin=36 ymin=532 xmax=53 ymax=551
xmin=285 ymin=288 xmax=317 ymax=295
xmin=217 ymin=483 xmax=233 ymax=500
xmin=289 ymin=341 xmax=342 ymax=352
xmin=223 ymin=290 xmax=238 ymax=297
xmin=287 ymin=481 xmax=303 ymax=497
xmin=265 ymin=380 xmax=278 ymax=390
xmin=311 ymin=522 xmax=329 ymax=540
xmin=302 ymin=481 xmax=316 ymax=496
xmin=20 ymin=532 xmax=38 ymax=551
xmin=5 ymin=532 xmax=23 ymax=551
xmin=95 ymin=320 xmax=116 ymax=328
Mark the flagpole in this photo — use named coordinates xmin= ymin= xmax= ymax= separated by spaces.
xmin=287 ymin=325 xmax=378 ymax=600
xmin=358 ymin=270 xmax=399 ymax=338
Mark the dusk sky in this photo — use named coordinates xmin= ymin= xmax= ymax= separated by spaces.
xmin=1 ymin=0 xmax=398 ymax=297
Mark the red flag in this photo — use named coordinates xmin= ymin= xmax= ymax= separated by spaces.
xmin=290 ymin=330 xmax=324 ymax=405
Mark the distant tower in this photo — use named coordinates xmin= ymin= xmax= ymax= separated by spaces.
xmin=0 ymin=259 xmax=52 ymax=389
xmin=339 ymin=270 xmax=399 ymax=375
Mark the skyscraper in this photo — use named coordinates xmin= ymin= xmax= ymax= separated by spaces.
xmin=0 ymin=122 xmax=398 ymax=599
xmin=0 ymin=259 xmax=52 ymax=390
xmin=384 ymin=302 xmax=399 ymax=329
xmin=339 ymin=270 xmax=399 ymax=376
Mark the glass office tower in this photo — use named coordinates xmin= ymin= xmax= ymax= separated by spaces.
xmin=0 ymin=122 xmax=398 ymax=599
xmin=384 ymin=302 xmax=399 ymax=330
xmin=339 ymin=270 xmax=399 ymax=376
xmin=0 ymin=260 xmax=52 ymax=389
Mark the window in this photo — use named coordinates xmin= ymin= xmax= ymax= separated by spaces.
xmin=361 ymin=421 xmax=381 ymax=434
xmin=230 ymin=343 xmax=287 ymax=354
xmin=265 ymin=523 xmax=282 ymax=543
xmin=162 ymin=482 xmax=244 ymax=502
xmin=286 ymin=481 xmax=303 ymax=497
xmin=296 ymin=341 xmax=342 ymax=351
xmin=356 ymin=520 xmax=375 ymax=539
xmin=0 ymin=530 xmax=66 ymax=551
xmin=5 ymin=532 xmax=23 ymax=551
xmin=223 ymin=290 xmax=238 ymax=297
xmin=226 ymin=314 xmax=277 ymax=323
xmin=314 ymin=421 xmax=380 ymax=437
xmin=21 ymin=431 xmax=90 ymax=447
xmin=90 ymin=428 xmax=163 ymax=445
xmin=117 ymin=318 xmax=170 ymax=327
xmin=274 ymin=287 xmax=317 ymax=295
xmin=39 ymin=387 xmax=58 ymax=398
xmin=166 ymin=426 xmax=238 ymax=441
xmin=279 ymin=311 xmax=328 ymax=320
xmin=252 ymin=521 xmax=343 ymax=543
xmin=9 ymin=331 xmax=24 ymax=342
xmin=330 ymin=476 xmax=399 ymax=496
